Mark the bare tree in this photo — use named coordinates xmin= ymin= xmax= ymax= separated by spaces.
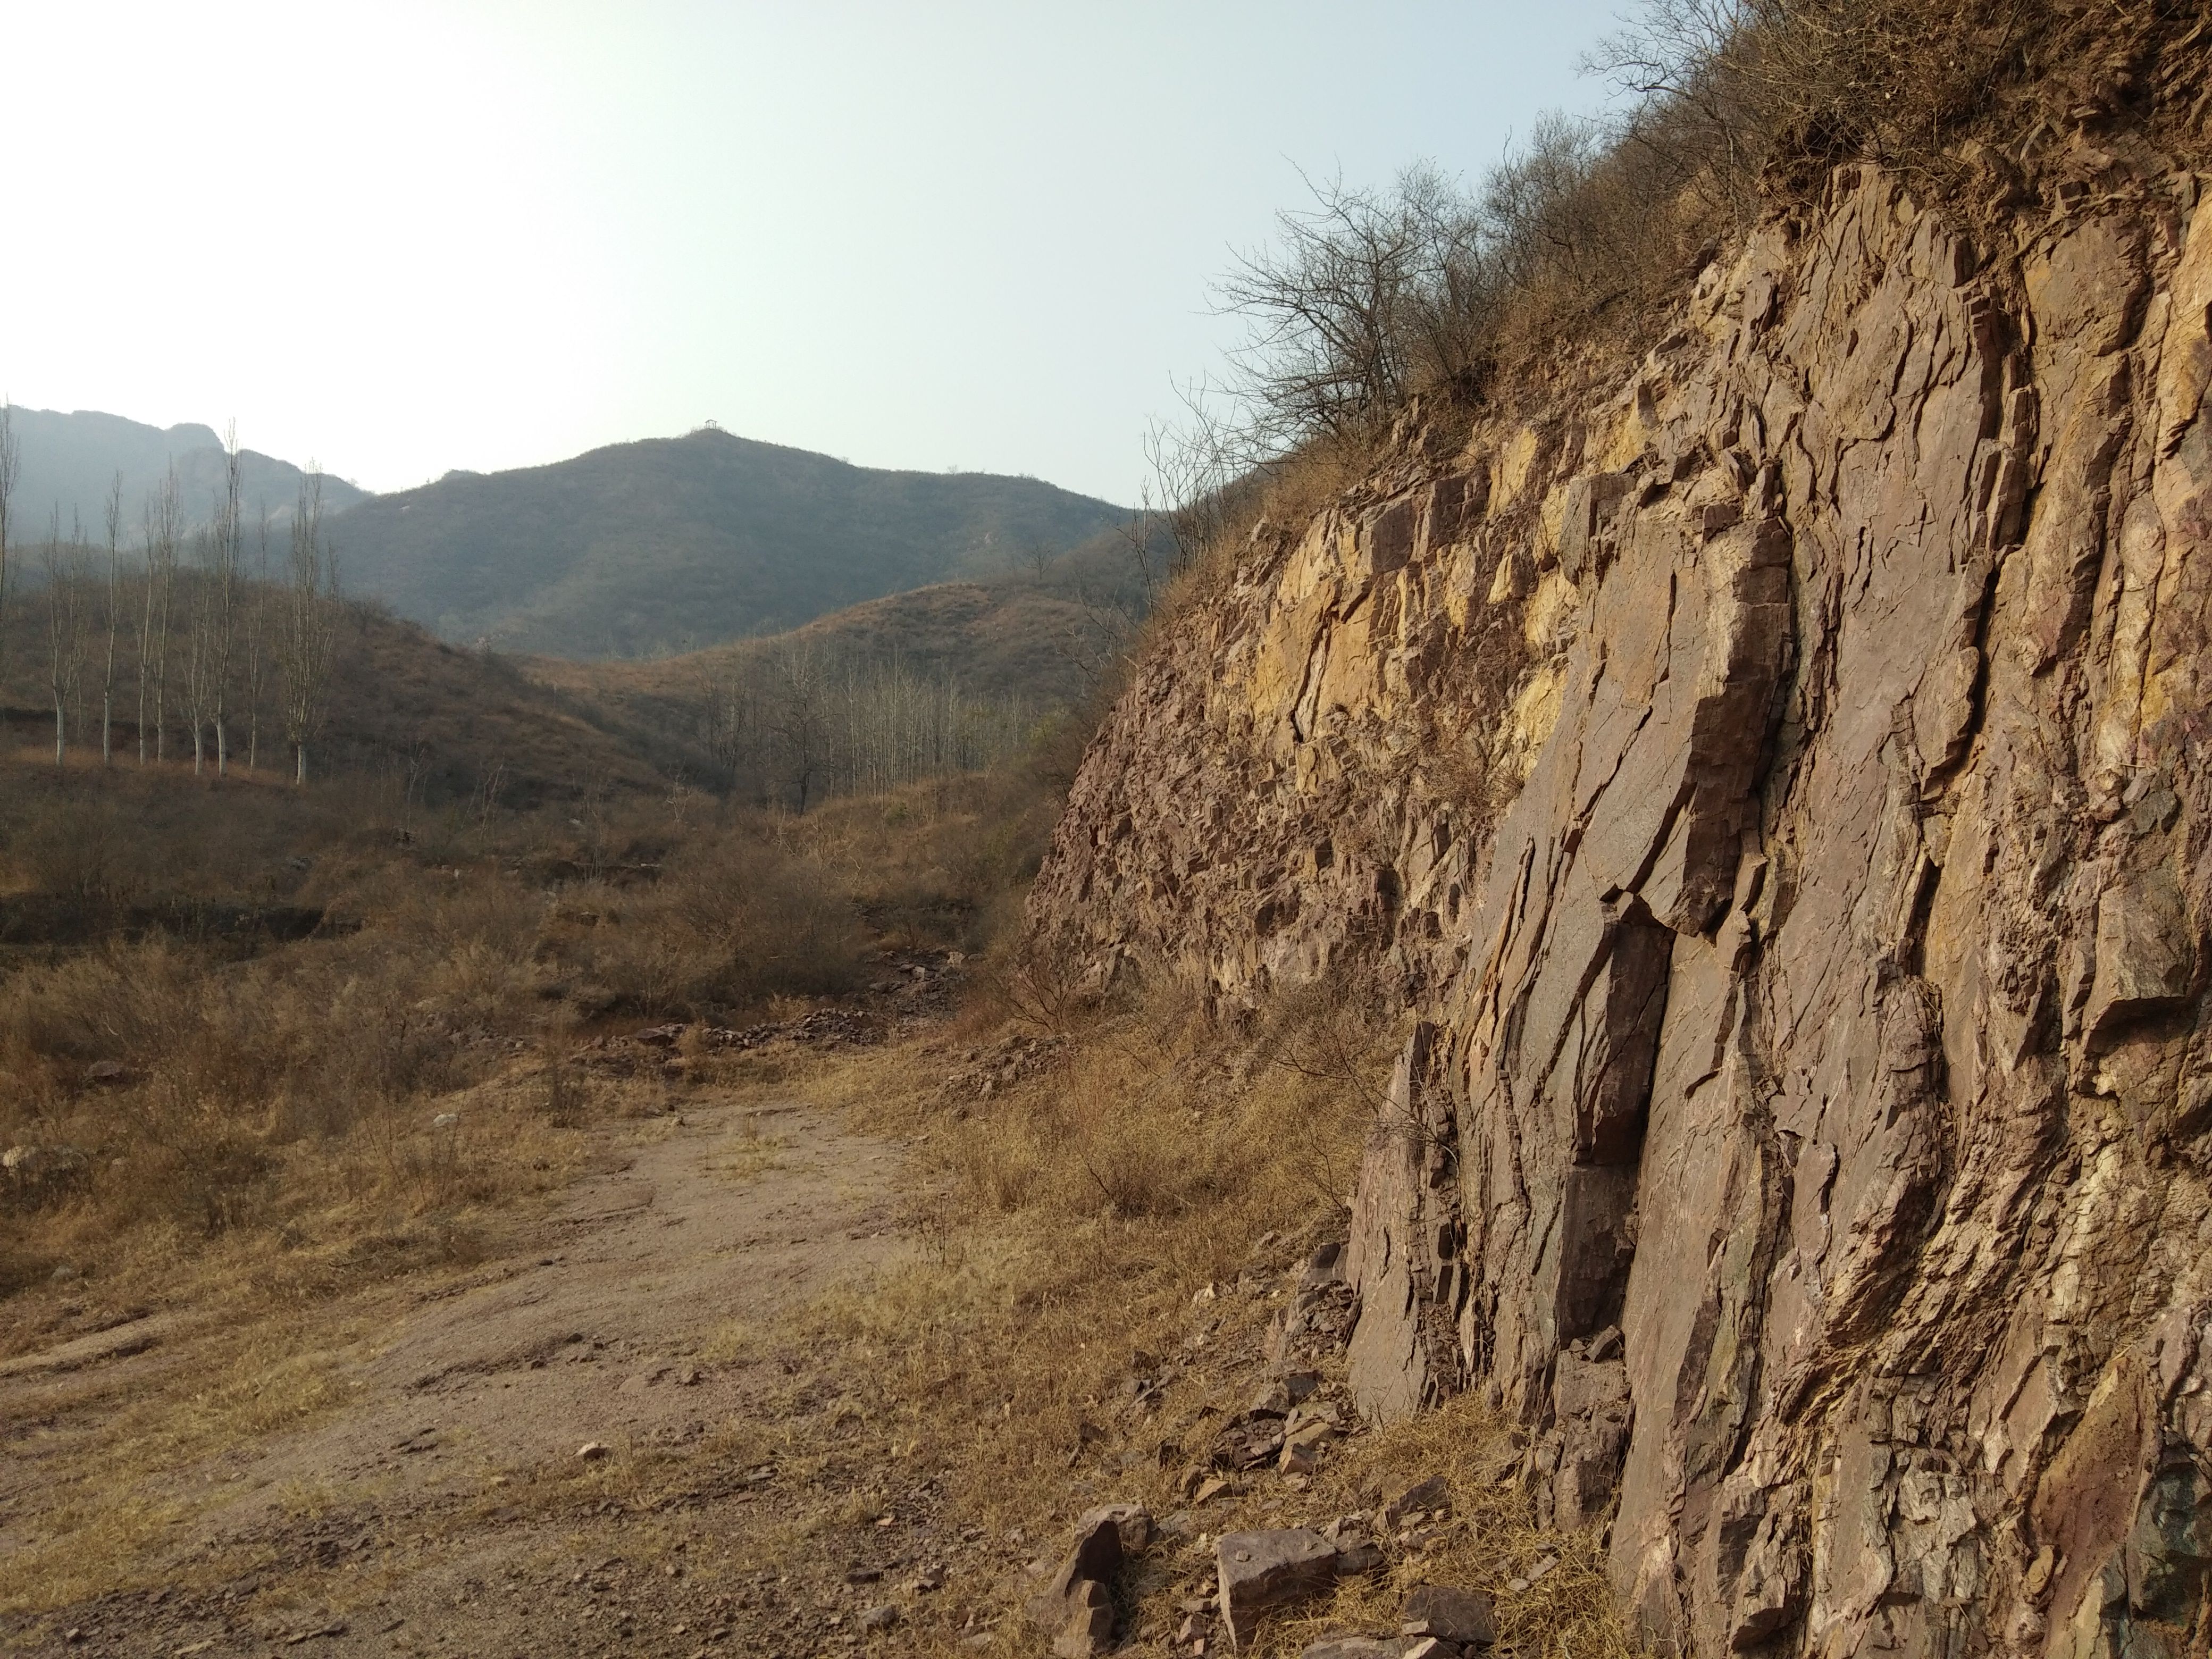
xmin=1213 ymin=163 xmax=1488 ymax=451
xmin=139 ymin=468 xmax=180 ymax=765
xmin=702 ymin=663 xmax=761 ymax=781
xmin=43 ymin=507 xmax=87 ymax=767
xmin=244 ymin=507 xmax=270 ymax=771
xmin=209 ymin=426 xmax=243 ymax=775
xmin=100 ymin=474 xmax=122 ymax=766
xmin=181 ymin=524 xmax=216 ymax=774
xmin=767 ymin=640 xmax=828 ymax=814
xmin=277 ymin=468 xmax=338 ymax=784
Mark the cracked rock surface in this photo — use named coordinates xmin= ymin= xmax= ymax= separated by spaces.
xmin=1031 ymin=151 xmax=2212 ymax=1656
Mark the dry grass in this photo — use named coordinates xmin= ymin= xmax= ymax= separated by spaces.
xmin=655 ymin=965 xmax=1644 ymax=1658
xmin=0 ymin=753 xmax=1042 ymax=1341
xmin=2 ymin=604 xmax=1635 ymax=1650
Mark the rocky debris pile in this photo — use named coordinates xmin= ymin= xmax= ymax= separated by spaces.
xmin=863 ymin=948 xmax=964 ymax=997
xmin=1141 ymin=1474 xmax=1461 ymax=1653
xmin=582 ymin=1007 xmax=879 ymax=1073
xmin=943 ymin=1030 xmax=1067 ymax=1105
xmin=1267 ymin=1241 xmax=1359 ymax=1377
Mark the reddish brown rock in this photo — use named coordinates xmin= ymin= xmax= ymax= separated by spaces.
xmin=1217 ymin=1529 xmax=1340 ymax=1649
xmin=1030 ymin=155 xmax=2212 ymax=1657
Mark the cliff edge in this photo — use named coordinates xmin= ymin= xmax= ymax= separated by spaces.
xmin=1029 ymin=136 xmax=2212 ymax=1656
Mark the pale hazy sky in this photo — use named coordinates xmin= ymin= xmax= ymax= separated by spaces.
xmin=7 ymin=2 xmax=1624 ymax=504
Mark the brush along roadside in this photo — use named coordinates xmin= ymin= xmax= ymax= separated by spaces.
xmin=0 ymin=759 xmax=1018 ymax=1327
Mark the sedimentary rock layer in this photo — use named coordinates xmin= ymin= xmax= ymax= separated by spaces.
xmin=1030 ymin=148 xmax=2212 ymax=1657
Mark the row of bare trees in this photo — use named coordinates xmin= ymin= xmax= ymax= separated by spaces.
xmin=702 ymin=641 xmax=1038 ymax=812
xmin=0 ymin=408 xmax=341 ymax=783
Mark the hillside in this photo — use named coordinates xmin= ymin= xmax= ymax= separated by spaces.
xmin=0 ymin=513 xmax=1152 ymax=815
xmin=322 ymin=427 xmax=1131 ymax=658
xmin=2 ymin=406 xmax=368 ymax=535
xmin=1033 ymin=88 xmax=2212 ymax=1659
xmin=0 ymin=588 xmax=658 ymax=808
xmin=532 ymin=518 xmax=1152 ymax=706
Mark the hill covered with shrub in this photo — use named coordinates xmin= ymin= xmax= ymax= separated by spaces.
xmin=323 ymin=427 xmax=1130 ymax=658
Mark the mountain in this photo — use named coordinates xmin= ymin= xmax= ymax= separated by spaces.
xmin=1 ymin=407 xmax=368 ymax=541
xmin=320 ymin=428 xmax=1131 ymax=659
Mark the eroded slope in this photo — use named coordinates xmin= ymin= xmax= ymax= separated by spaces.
xmin=1031 ymin=148 xmax=2212 ymax=1657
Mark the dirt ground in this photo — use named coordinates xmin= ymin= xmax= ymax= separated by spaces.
xmin=1 ymin=995 xmax=1622 ymax=1659
xmin=0 ymin=1074 xmax=956 ymax=1659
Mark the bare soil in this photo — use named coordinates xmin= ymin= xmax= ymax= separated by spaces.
xmin=0 ymin=1083 xmax=942 ymax=1659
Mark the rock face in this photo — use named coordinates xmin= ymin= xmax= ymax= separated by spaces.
xmin=1030 ymin=153 xmax=2212 ymax=1657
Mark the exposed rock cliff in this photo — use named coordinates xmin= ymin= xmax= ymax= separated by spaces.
xmin=1030 ymin=145 xmax=2212 ymax=1656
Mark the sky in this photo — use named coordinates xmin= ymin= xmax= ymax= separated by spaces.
xmin=5 ymin=1 xmax=1627 ymax=506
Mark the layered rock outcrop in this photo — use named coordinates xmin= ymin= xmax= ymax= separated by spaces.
xmin=1030 ymin=149 xmax=2212 ymax=1657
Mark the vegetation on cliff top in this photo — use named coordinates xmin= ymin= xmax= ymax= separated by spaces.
xmin=1149 ymin=0 xmax=2208 ymax=559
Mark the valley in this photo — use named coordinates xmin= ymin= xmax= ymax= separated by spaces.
xmin=5 ymin=3 xmax=2212 ymax=1656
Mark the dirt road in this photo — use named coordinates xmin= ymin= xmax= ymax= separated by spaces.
xmin=2 ymin=1088 xmax=940 ymax=1658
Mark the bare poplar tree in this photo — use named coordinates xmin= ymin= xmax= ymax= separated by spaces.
xmin=137 ymin=499 xmax=156 ymax=764
xmin=244 ymin=507 xmax=270 ymax=771
xmin=44 ymin=507 xmax=87 ymax=767
xmin=210 ymin=428 xmax=243 ymax=775
xmin=182 ymin=524 xmax=215 ymax=773
xmin=703 ymin=664 xmax=761 ymax=782
xmin=100 ymin=474 xmax=122 ymax=766
xmin=138 ymin=468 xmax=180 ymax=765
xmin=278 ymin=468 xmax=337 ymax=785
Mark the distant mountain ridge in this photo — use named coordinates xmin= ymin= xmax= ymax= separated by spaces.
xmin=321 ymin=428 xmax=1131 ymax=659
xmin=2 ymin=407 xmax=368 ymax=540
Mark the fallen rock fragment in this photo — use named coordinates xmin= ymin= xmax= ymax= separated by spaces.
xmin=1280 ymin=1415 xmax=1338 ymax=1474
xmin=1379 ymin=1475 xmax=1447 ymax=1527
xmin=1050 ymin=1581 xmax=1113 ymax=1657
xmin=1212 ymin=1411 xmax=1287 ymax=1470
xmin=576 ymin=1442 xmax=610 ymax=1461
xmin=1401 ymin=1584 xmax=1496 ymax=1648
xmin=1024 ymin=1503 xmax=1147 ymax=1657
xmin=1331 ymin=1535 xmax=1385 ymax=1576
xmin=1218 ymin=1528 xmax=1339 ymax=1648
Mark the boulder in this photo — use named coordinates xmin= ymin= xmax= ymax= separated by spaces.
xmin=1401 ymin=1585 xmax=1496 ymax=1647
xmin=1218 ymin=1528 xmax=1340 ymax=1648
xmin=1026 ymin=1503 xmax=1147 ymax=1652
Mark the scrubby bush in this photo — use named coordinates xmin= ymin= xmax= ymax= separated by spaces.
xmin=1157 ymin=0 xmax=2210 ymax=540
